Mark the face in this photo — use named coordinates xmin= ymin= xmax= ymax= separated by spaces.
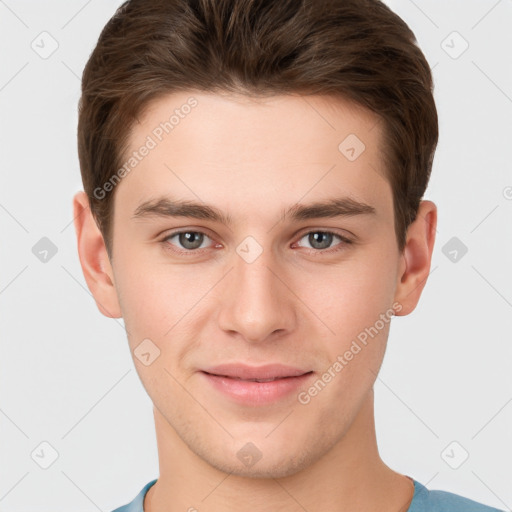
xmin=107 ymin=91 xmax=404 ymax=477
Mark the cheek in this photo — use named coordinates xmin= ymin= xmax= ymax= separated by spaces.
xmin=113 ymin=259 xmax=178 ymax=349
xmin=113 ymin=254 xmax=216 ymax=356
xmin=301 ymin=254 xmax=397 ymax=336
xmin=119 ymin=277 xmax=168 ymax=329
xmin=114 ymin=264 xmax=199 ymax=395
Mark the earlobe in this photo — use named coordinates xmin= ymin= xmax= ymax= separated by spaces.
xmin=72 ymin=191 xmax=122 ymax=319
xmin=393 ymin=200 xmax=437 ymax=316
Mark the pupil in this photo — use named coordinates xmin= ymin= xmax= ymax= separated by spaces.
xmin=310 ymin=232 xmax=332 ymax=249
xmin=180 ymin=232 xmax=203 ymax=249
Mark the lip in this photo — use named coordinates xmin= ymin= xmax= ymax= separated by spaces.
xmin=202 ymin=363 xmax=311 ymax=380
xmin=199 ymin=363 xmax=314 ymax=405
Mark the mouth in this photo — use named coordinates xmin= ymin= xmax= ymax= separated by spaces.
xmin=206 ymin=375 xmax=301 ymax=382
xmin=199 ymin=364 xmax=314 ymax=405
xmin=201 ymin=363 xmax=312 ymax=380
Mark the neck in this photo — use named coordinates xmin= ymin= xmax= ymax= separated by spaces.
xmin=145 ymin=390 xmax=414 ymax=512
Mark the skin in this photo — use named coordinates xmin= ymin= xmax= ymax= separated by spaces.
xmin=73 ymin=91 xmax=436 ymax=512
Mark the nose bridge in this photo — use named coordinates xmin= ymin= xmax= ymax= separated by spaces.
xmin=217 ymin=238 xmax=294 ymax=341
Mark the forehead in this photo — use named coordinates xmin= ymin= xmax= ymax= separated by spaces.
xmin=133 ymin=90 xmax=383 ymax=157
xmin=115 ymin=90 xmax=391 ymax=222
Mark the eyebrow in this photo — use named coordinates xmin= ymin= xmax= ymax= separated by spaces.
xmin=131 ymin=196 xmax=376 ymax=225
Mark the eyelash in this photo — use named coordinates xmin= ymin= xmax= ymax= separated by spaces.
xmin=160 ymin=229 xmax=353 ymax=256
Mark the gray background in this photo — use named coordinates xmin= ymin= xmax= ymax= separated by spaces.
xmin=0 ymin=0 xmax=511 ymax=510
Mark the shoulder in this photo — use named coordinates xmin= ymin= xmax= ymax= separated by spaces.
xmin=111 ymin=479 xmax=158 ymax=512
xmin=409 ymin=479 xmax=506 ymax=512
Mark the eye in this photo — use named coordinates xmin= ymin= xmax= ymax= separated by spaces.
xmin=162 ymin=230 xmax=214 ymax=253
xmin=295 ymin=230 xmax=352 ymax=253
xmin=160 ymin=228 xmax=352 ymax=256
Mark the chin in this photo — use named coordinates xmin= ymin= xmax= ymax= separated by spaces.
xmin=189 ymin=431 xmax=331 ymax=480
xmin=207 ymin=450 xmax=314 ymax=479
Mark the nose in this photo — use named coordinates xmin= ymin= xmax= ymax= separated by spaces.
xmin=216 ymin=242 xmax=297 ymax=343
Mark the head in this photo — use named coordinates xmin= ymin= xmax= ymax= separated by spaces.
xmin=74 ymin=0 xmax=438 ymax=478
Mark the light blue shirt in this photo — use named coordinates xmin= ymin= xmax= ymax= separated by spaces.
xmin=112 ymin=477 xmax=506 ymax=512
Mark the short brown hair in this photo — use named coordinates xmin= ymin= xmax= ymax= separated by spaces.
xmin=77 ymin=0 xmax=438 ymax=257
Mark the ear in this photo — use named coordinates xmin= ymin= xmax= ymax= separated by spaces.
xmin=393 ymin=200 xmax=437 ymax=316
xmin=72 ymin=191 xmax=122 ymax=318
